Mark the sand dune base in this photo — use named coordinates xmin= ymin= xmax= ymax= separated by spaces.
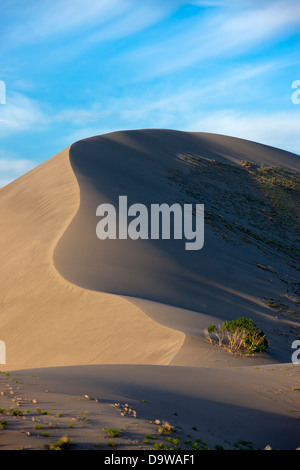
xmin=0 ymin=363 xmax=299 ymax=450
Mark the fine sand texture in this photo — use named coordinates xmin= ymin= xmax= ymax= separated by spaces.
xmin=0 ymin=129 xmax=299 ymax=450
xmin=0 ymin=142 xmax=184 ymax=370
xmin=0 ymin=364 xmax=299 ymax=450
xmin=54 ymin=129 xmax=300 ymax=365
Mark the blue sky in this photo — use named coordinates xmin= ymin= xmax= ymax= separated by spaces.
xmin=0 ymin=0 xmax=299 ymax=185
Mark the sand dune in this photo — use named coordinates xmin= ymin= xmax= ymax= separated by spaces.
xmin=0 ymin=143 xmax=184 ymax=371
xmin=1 ymin=130 xmax=299 ymax=370
xmin=0 ymin=129 xmax=299 ymax=450
xmin=1 ymin=130 xmax=299 ymax=371
xmin=54 ymin=129 xmax=300 ymax=364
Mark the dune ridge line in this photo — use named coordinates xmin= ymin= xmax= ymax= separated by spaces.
xmin=0 ymin=144 xmax=185 ymax=371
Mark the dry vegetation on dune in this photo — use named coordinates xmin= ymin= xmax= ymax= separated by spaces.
xmin=205 ymin=316 xmax=269 ymax=356
xmin=1 ymin=368 xmax=300 ymax=451
xmin=169 ymin=154 xmax=300 ymax=263
xmin=167 ymin=154 xmax=300 ymax=320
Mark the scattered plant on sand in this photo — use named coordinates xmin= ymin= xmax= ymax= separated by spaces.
xmin=49 ymin=437 xmax=72 ymax=450
xmin=158 ymin=421 xmax=174 ymax=435
xmin=205 ymin=317 xmax=268 ymax=355
xmin=103 ymin=427 xmax=123 ymax=438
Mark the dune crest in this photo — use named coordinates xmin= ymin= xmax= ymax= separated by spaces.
xmin=0 ymin=145 xmax=184 ymax=370
xmin=53 ymin=129 xmax=299 ymax=365
xmin=1 ymin=129 xmax=299 ymax=370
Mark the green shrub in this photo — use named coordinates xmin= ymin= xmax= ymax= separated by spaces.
xmin=206 ymin=317 xmax=268 ymax=355
xmin=103 ymin=427 xmax=123 ymax=438
xmin=166 ymin=437 xmax=180 ymax=448
xmin=36 ymin=408 xmax=50 ymax=415
xmin=10 ymin=409 xmax=22 ymax=416
xmin=222 ymin=317 xmax=268 ymax=353
xmin=152 ymin=442 xmax=173 ymax=450
xmin=191 ymin=442 xmax=201 ymax=450
xmin=49 ymin=437 xmax=72 ymax=450
xmin=215 ymin=444 xmax=224 ymax=450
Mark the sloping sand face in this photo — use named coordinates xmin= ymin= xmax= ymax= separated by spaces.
xmin=0 ymin=129 xmax=299 ymax=451
xmin=1 ymin=363 xmax=299 ymax=450
xmin=0 ymin=146 xmax=184 ymax=370
xmin=54 ymin=129 xmax=300 ymax=363
xmin=0 ymin=129 xmax=299 ymax=370
xmin=55 ymin=129 xmax=299 ymax=310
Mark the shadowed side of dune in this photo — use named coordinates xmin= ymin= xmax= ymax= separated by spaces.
xmin=1 ymin=129 xmax=299 ymax=370
xmin=53 ymin=129 xmax=300 ymax=364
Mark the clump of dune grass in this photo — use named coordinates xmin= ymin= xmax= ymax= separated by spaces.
xmin=158 ymin=421 xmax=174 ymax=436
xmin=146 ymin=434 xmax=157 ymax=440
xmin=103 ymin=427 xmax=123 ymax=438
xmin=49 ymin=436 xmax=72 ymax=450
xmin=152 ymin=442 xmax=173 ymax=450
xmin=166 ymin=437 xmax=180 ymax=449
xmin=36 ymin=408 xmax=50 ymax=415
xmin=10 ymin=409 xmax=22 ymax=417
xmin=107 ymin=440 xmax=116 ymax=447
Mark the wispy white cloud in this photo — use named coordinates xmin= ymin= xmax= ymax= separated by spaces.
xmin=0 ymin=0 xmax=179 ymax=56
xmin=12 ymin=79 xmax=36 ymax=92
xmin=105 ymin=58 xmax=289 ymax=121
xmin=2 ymin=53 xmax=297 ymax=156
xmin=121 ymin=1 xmax=300 ymax=81
xmin=0 ymin=93 xmax=111 ymax=137
xmin=188 ymin=1 xmax=230 ymax=6
xmin=91 ymin=56 xmax=300 ymax=154
xmin=0 ymin=150 xmax=36 ymax=187
xmin=0 ymin=157 xmax=35 ymax=173
xmin=0 ymin=92 xmax=46 ymax=137
xmin=86 ymin=3 xmax=179 ymax=44
xmin=0 ymin=0 xmax=123 ymax=48
xmin=0 ymin=0 xmax=299 ymax=166
xmin=61 ymin=106 xmax=300 ymax=155
xmin=187 ymin=109 xmax=300 ymax=154
xmin=54 ymin=106 xmax=111 ymax=125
